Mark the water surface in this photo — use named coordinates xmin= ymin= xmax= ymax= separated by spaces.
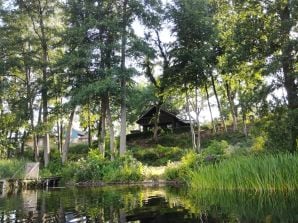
xmin=0 ymin=186 xmax=297 ymax=222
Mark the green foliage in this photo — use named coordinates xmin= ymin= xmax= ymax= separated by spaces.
xmin=164 ymin=151 xmax=200 ymax=182
xmin=251 ymin=136 xmax=266 ymax=153
xmin=203 ymin=140 xmax=229 ymax=157
xmin=101 ymin=155 xmax=144 ymax=182
xmin=130 ymin=145 xmax=185 ymax=166
xmin=251 ymin=107 xmax=298 ymax=152
xmin=40 ymin=149 xmax=63 ymax=177
xmin=0 ymin=159 xmax=26 ymax=178
xmin=67 ymin=143 xmax=90 ymax=161
xmin=164 ymin=138 xmax=253 ymax=182
xmin=157 ymin=133 xmax=193 ymax=148
xmin=41 ymin=149 xmax=144 ymax=183
xmin=265 ymin=109 xmax=298 ymax=152
xmin=191 ymin=154 xmax=298 ymax=191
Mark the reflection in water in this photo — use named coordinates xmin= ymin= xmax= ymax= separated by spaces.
xmin=0 ymin=186 xmax=297 ymax=222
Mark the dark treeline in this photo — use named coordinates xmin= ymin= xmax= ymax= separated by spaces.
xmin=0 ymin=0 xmax=297 ymax=166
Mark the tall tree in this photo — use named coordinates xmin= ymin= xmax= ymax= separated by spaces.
xmin=168 ymin=0 xmax=215 ymax=151
xmin=18 ymin=0 xmax=62 ymax=166
xmin=214 ymin=0 xmax=298 ymax=151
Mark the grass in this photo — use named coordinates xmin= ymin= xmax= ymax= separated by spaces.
xmin=0 ymin=159 xmax=26 ymax=179
xmin=130 ymin=145 xmax=185 ymax=166
xmin=190 ymin=153 xmax=298 ymax=192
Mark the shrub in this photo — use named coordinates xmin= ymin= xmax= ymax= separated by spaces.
xmin=131 ymin=145 xmax=185 ymax=166
xmin=48 ymin=150 xmax=144 ymax=183
xmin=102 ymin=155 xmax=144 ymax=182
xmin=251 ymin=106 xmax=298 ymax=152
xmin=251 ymin=136 xmax=266 ymax=153
xmin=202 ymin=140 xmax=229 ymax=163
xmin=0 ymin=159 xmax=26 ymax=178
xmin=164 ymin=151 xmax=200 ymax=183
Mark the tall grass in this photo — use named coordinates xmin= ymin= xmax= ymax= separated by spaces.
xmin=191 ymin=154 xmax=298 ymax=191
xmin=0 ymin=159 xmax=26 ymax=179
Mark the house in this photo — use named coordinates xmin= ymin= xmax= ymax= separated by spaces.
xmin=70 ymin=129 xmax=87 ymax=143
xmin=136 ymin=106 xmax=189 ymax=132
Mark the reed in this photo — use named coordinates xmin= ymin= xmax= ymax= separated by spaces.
xmin=0 ymin=159 xmax=26 ymax=178
xmin=191 ymin=153 xmax=298 ymax=191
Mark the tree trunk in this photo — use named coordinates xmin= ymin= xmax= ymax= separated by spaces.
xmin=185 ymin=89 xmax=196 ymax=150
xmin=88 ymin=102 xmax=91 ymax=148
xmin=59 ymin=120 xmax=63 ymax=153
xmin=106 ymin=94 xmax=115 ymax=160
xmin=37 ymin=101 xmax=42 ymax=149
xmin=119 ymin=0 xmax=128 ymax=156
xmin=57 ymin=120 xmax=61 ymax=153
xmin=41 ymin=38 xmax=50 ymax=167
xmin=98 ymin=97 xmax=107 ymax=156
xmin=205 ymin=83 xmax=216 ymax=133
xmin=225 ymin=82 xmax=237 ymax=132
xmin=24 ymin=55 xmax=39 ymax=161
xmin=7 ymin=131 xmax=12 ymax=159
xmin=62 ymin=108 xmax=75 ymax=164
xmin=195 ymin=86 xmax=201 ymax=152
xmin=42 ymin=76 xmax=50 ymax=167
xmin=211 ymin=73 xmax=227 ymax=132
xmin=153 ymin=104 xmax=162 ymax=142
xmin=20 ymin=131 xmax=26 ymax=156
xmin=242 ymin=112 xmax=248 ymax=137
xmin=33 ymin=134 xmax=39 ymax=162
xmin=119 ymin=210 xmax=127 ymax=223
xmin=31 ymin=98 xmax=39 ymax=162
xmin=279 ymin=4 xmax=298 ymax=152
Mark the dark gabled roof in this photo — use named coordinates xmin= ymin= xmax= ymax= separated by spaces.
xmin=136 ymin=106 xmax=188 ymax=125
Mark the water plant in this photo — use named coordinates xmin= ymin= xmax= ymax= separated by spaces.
xmin=190 ymin=153 xmax=298 ymax=191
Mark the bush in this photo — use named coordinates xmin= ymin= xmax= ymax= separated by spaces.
xmin=202 ymin=140 xmax=229 ymax=164
xmin=102 ymin=155 xmax=144 ymax=182
xmin=251 ymin=136 xmax=266 ymax=153
xmin=44 ymin=149 xmax=144 ymax=183
xmin=164 ymin=151 xmax=200 ymax=182
xmin=131 ymin=145 xmax=185 ymax=166
xmin=0 ymin=159 xmax=26 ymax=178
xmin=251 ymin=106 xmax=298 ymax=152
xmin=157 ymin=133 xmax=192 ymax=148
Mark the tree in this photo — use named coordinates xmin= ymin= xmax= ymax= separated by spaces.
xmin=168 ymin=0 xmax=215 ymax=151
xmin=214 ymin=0 xmax=298 ymax=151
xmin=17 ymin=0 xmax=63 ymax=166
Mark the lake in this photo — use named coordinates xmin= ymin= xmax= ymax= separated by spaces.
xmin=0 ymin=186 xmax=298 ymax=222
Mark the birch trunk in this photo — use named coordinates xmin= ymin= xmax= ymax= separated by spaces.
xmin=211 ymin=73 xmax=227 ymax=132
xmin=185 ymin=89 xmax=196 ymax=150
xmin=106 ymin=95 xmax=115 ymax=160
xmin=205 ymin=83 xmax=216 ymax=133
xmin=62 ymin=108 xmax=75 ymax=164
xmin=119 ymin=0 xmax=128 ymax=156
xmin=195 ymin=87 xmax=201 ymax=152
xmin=225 ymin=82 xmax=237 ymax=131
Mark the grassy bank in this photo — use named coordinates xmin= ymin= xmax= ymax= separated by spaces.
xmin=0 ymin=159 xmax=26 ymax=179
xmin=41 ymin=149 xmax=144 ymax=184
xmin=190 ymin=154 xmax=298 ymax=191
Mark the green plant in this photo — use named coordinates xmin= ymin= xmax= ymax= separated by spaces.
xmin=164 ymin=151 xmax=200 ymax=182
xmin=202 ymin=140 xmax=229 ymax=163
xmin=0 ymin=159 xmax=26 ymax=178
xmin=190 ymin=153 xmax=298 ymax=191
xmin=130 ymin=145 xmax=185 ymax=166
xmin=251 ymin=136 xmax=266 ymax=153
